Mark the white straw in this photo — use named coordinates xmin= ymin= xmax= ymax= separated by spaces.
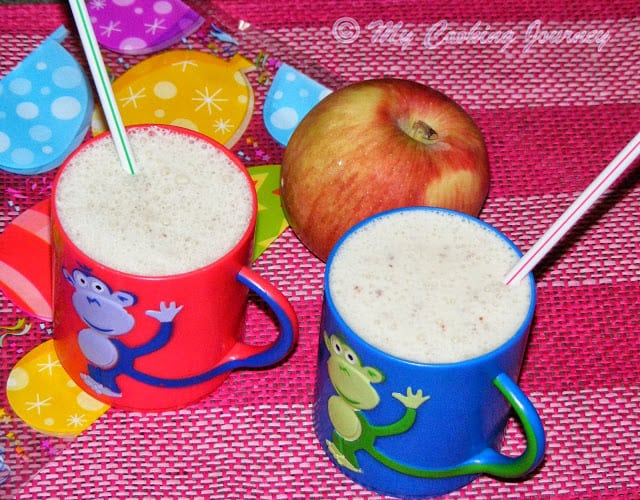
xmin=68 ymin=0 xmax=136 ymax=174
xmin=504 ymin=130 xmax=640 ymax=285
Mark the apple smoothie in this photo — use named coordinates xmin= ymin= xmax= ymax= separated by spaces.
xmin=326 ymin=208 xmax=533 ymax=364
xmin=54 ymin=126 xmax=254 ymax=276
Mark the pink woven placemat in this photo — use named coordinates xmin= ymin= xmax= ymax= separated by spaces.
xmin=1 ymin=0 xmax=638 ymax=498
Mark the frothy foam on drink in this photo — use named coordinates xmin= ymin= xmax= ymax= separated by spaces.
xmin=55 ymin=127 xmax=254 ymax=276
xmin=328 ymin=210 xmax=532 ymax=364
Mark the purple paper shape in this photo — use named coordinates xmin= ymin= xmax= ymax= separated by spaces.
xmin=88 ymin=0 xmax=204 ymax=55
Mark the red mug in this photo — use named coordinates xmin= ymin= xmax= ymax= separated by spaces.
xmin=51 ymin=125 xmax=298 ymax=411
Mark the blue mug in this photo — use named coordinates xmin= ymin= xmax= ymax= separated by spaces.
xmin=313 ymin=207 xmax=545 ymax=498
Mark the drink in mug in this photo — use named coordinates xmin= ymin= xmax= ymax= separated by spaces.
xmin=54 ymin=126 xmax=254 ymax=276
xmin=314 ymin=207 xmax=544 ymax=497
xmin=52 ymin=125 xmax=298 ymax=411
xmin=327 ymin=208 xmax=532 ymax=363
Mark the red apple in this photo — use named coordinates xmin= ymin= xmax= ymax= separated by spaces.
xmin=280 ymin=78 xmax=489 ymax=261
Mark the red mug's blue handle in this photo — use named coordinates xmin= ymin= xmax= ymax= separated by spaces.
xmin=106 ymin=267 xmax=298 ymax=389
xmin=221 ymin=267 xmax=299 ymax=368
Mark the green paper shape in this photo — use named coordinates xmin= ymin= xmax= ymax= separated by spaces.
xmin=248 ymin=164 xmax=289 ymax=261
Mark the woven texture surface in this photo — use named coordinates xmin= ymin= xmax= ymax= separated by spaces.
xmin=1 ymin=0 xmax=639 ymax=498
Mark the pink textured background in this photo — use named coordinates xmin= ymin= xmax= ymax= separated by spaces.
xmin=1 ymin=0 xmax=638 ymax=498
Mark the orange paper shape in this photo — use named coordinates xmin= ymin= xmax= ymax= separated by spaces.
xmin=92 ymin=51 xmax=255 ymax=147
xmin=7 ymin=340 xmax=109 ymax=436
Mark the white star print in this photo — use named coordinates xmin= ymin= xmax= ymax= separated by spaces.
xmin=36 ymin=354 xmax=61 ymax=376
xmin=89 ymin=0 xmax=106 ymax=9
xmin=145 ymin=18 xmax=167 ymax=35
xmin=100 ymin=21 xmax=122 ymax=38
xmin=213 ymin=118 xmax=234 ymax=134
xmin=25 ymin=394 xmax=53 ymax=415
xmin=192 ymin=87 xmax=228 ymax=114
xmin=119 ymin=86 xmax=147 ymax=108
xmin=171 ymin=59 xmax=199 ymax=72
xmin=67 ymin=413 xmax=88 ymax=428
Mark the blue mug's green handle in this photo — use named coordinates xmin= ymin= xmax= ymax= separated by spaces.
xmin=369 ymin=372 xmax=546 ymax=479
xmin=458 ymin=372 xmax=546 ymax=478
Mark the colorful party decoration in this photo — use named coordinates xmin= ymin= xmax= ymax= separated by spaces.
xmin=248 ymin=164 xmax=289 ymax=261
xmin=263 ymin=63 xmax=332 ymax=146
xmin=88 ymin=0 xmax=204 ymax=56
xmin=6 ymin=340 xmax=109 ymax=436
xmin=92 ymin=51 xmax=255 ymax=147
xmin=0 ymin=26 xmax=93 ymax=175
xmin=0 ymin=319 xmax=31 ymax=348
xmin=0 ymin=200 xmax=53 ymax=321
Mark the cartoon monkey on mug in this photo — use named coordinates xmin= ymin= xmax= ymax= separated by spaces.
xmin=64 ymin=267 xmax=229 ymax=397
xmin=323 ymin=332 xmax=431 ymax=474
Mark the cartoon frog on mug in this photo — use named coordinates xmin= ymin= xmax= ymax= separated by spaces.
xmin=323 ymin=332 xmax=431 ymax=473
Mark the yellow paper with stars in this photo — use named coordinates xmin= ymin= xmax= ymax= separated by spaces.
xmin=6 ymin=340 xmax=109 ymax=436
xmin=248 ymin=164 xmax=289 ymax=261
xmin=92 ymin=51 xmax=255 ymax=147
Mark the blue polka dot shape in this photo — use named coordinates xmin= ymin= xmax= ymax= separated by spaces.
xmin=0 ymin=26 xmax=93 ymax=175
xmin=263 ymin=63 xmax=332 ymax=147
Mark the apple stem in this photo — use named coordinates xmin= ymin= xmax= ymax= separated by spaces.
xmin=410 ymin=120 xmax=438 ymax=144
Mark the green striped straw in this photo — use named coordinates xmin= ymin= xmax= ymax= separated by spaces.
xmin=68 ymin=0 xmax=136 ymax=174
